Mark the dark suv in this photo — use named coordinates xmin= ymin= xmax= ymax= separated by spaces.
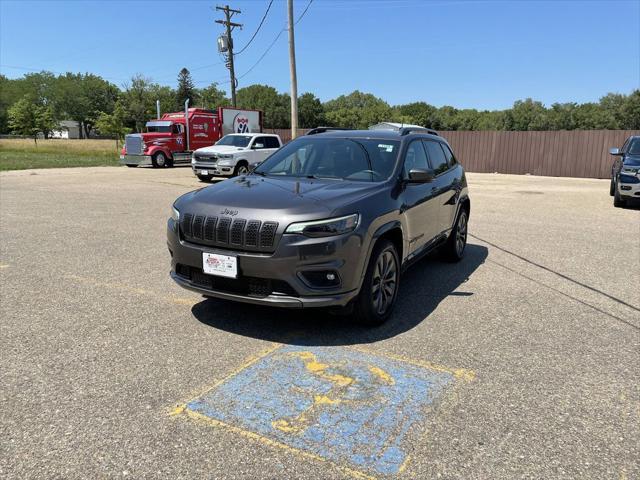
xmin=609 ymin=136 xmax=640 ymax=207
xmin=167 ymin=127 xmax=470 ymax=325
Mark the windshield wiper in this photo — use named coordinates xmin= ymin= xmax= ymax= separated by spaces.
xmin=252 ymin=171 xmax=267 ymax=177
xmin=305 ymin=174 xmax=339 ymax=180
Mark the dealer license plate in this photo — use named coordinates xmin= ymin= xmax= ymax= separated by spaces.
xmin=202 ymin=252 xmax=237 ymax=278
xmin=199 ymin=170 xmax=208 ymax=175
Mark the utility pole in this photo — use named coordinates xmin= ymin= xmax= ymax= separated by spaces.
xmin=216 ymin=5 xmax=242 ymax=107
xmin=287 ymin=0 xmax=298 ymax=139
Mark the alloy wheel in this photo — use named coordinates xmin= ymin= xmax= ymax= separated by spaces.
xmin=456 ymin=211 xmax=468 ymax=257
xmin=371 ymin=250 xmax=398 ymax=315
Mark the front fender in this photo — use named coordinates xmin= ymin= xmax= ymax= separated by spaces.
xmin=357 ymin=219 xmax=405 ymax=289
xmin=145 ymin=145 xmax=173 ymax=160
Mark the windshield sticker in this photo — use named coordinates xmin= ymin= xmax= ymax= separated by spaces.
xmin=378 ymin=144 xmax=394 ymax=152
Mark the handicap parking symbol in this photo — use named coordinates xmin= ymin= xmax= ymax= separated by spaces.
xmin=180 ymin=345 xmax=471 ymax=476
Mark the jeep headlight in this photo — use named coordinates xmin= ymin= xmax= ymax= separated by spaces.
xmin=191 ymin=153 xmax=196 ymax=164
xmin=171 ymin=205 xmax=180 ymax=222
xmin=285 ymin=214 xmax=359 ymax=238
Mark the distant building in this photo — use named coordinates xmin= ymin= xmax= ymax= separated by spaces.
xmin=369 ymin=122 xmax=424 ymax=131
xmin=50 ymin=120 xmax=81 ymax=139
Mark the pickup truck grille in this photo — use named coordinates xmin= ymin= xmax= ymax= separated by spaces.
xmin=181 ymin=214 xmax=279 ymax=252
xmin=193 ymin=153 xmax=218 ymax=163
xmin=125 ymin=134 xmax=144 ymax=155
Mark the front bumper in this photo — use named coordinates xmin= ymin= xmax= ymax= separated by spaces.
xmin=120 ymin=154 xmax=152 ymax=166
xmin=617 ymin=179 xmax=640 ymax=198
xmin=192 ymin=162 xmax=235 ymax=177
xmin=167 ymin=218 xmax=365 ymax=308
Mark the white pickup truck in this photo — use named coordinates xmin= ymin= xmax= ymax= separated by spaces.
xmin=191 ymin=133 xmax=282 ymax=182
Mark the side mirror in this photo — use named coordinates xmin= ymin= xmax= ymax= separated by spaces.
xmin=609 ymin=147 xmax=622 ymax=156
xmin=407 ymin=168 xmax=434 ymax=183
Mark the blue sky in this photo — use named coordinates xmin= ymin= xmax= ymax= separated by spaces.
xmin=1 ymin=0 xmax=638 ymax=110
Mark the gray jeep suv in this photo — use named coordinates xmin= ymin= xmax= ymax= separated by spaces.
xmin=167 ymin=127 xmax=470 ymax=325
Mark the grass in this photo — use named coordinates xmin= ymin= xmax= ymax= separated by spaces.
xmin=0 ymin=138 xmax=121 ymax=171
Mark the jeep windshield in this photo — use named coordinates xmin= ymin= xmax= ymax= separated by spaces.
xmin=253 ymin=137 xmax=399 ymax=182
xmin=216 ymin=135 xmax=252 ymax=147
xmin=626 ymin=139 xmax=640 ymax=159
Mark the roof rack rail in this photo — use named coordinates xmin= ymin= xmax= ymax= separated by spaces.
xmin=398 ymin=127 xmax=439 ymax=136
xmin=306 ymin=127 xmax=354 ymax=135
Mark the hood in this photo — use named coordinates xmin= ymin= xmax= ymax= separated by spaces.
xmin=176 ymin=175 xmax=384 ymax=223
xmin=195 ymin=145 xmax=247 ymax=155
xmin=139 ymin=132 xmax=174 ymax=143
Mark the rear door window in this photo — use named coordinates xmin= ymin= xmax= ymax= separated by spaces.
xmin=264 ymin=137 xmax=280 ymax=149
xmin=440 ymin=143 xmax=457 ymax=166
xmin=423 ymin=140 xmax=449 ymax=175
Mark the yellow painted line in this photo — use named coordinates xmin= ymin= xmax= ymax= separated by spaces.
xmin=170 ymin=342 xmax=284 ymax=411
xmin=170 ymin=344 xmax=475 ymax=479
xmin=397 ymin=454 xmax=411 ymax=474
xmin=170 ymin=344 xmax=379 ymax=479
xmin=349 ymin=345 xmax=476 ymax=383
xmin=0 ymin=264 xmax=9 ymax=269
xmin=182 ymin=407 xmax=377 ymax=480
xmin=64 ymin=273 xmax=197 ymax=306
xmin=369 ymin=365 xmax=395 ymax=385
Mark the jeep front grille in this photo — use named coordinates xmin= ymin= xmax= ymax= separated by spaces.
xmin=181 ymin=214 xmax=279 ymax=252
xmin=125 ymin=134 xmax=144 ymax=155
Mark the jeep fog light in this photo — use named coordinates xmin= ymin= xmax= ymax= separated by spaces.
xmin=285 ymin=214 xmax=359 ymax=238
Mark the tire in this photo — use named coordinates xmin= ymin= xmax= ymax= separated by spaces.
xmin=234 ymin=162 xmax=249 ymax=176
xmin=613 ymin=187 xmax=626 ymax=208
xmin=443 ymin=208 xmax=468 ymax=262
xmin=609 ymin=178 xmax=615 ymax=196
xmin=152 ymin=152 xmax=167 ymax=168
xmin=197 ymin=174 xmax=213 ymax=182
xmin=126 ymin=164 xmax=137 ymax=168
xmin=352 ymin=239 xmax=400 ymax=326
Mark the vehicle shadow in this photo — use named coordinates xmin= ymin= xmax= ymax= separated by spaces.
xmin=191 ymin=243 xmax=488 ymax=346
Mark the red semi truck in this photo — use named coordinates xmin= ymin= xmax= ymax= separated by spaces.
xmin=120 ymin=106 xmax=263 ymax=168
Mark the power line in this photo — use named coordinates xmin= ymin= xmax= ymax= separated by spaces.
xmin=236 ymin=0 xmax=314 ymax=81
xmin=235 ymin=0 xmax=274 ymax=56
xmin=295 ymin=0 xmax=314 ymax=24
xmin=238 ymin=29 xmax=285 ymax=80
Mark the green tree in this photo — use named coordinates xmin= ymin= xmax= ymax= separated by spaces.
xmin=236 ymin=84 xmax=290 ymax=128
xmin=121 ymin=75 xmax=153 ymax=132
xmin=149 ymin=84 xmax=177 ymax=117
xmin=9 ymin=97 xmax=39 ymax=142
xmin=8 ymin=96 xmax=58 ymax=144
xmin=54 ymin=73 xmax=118 ymax=138
xmin=198 ymin=82 xmax=229 ymax=109
xmin=95 ymin=100 xmax=130 ymax=148
xmin=297 ymin=92 xmax=324 ymax=128
xmin=393 ymin=102 xmax=437 ymax=128
xmin=621 ymin=89 xmax=640 ymax=129
xmin=547 ymin=103 xmax=577 ymax=130
xmin=323 ymin=91 xmax=392 ymax=129
xmin=503 ymin=99 xmax=549 ymax=130
xmin=573 ymin=102 xmax=617 ymax=129
xmin=176 ymin=68 xmax=196 ymax=110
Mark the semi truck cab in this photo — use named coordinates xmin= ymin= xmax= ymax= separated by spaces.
xmin=120 ymin=107 xmax=262 ymax=168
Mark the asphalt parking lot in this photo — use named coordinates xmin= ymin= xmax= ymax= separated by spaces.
xmin=1 ymin=165 xmax=638 ymax=479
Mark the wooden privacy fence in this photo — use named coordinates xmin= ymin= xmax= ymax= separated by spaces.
xmin=267 ymin=129 xmax=640 ymax=179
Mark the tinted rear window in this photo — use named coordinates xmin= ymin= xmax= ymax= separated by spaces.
xmin=423 ymin=140 xmax=449 ymax=175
